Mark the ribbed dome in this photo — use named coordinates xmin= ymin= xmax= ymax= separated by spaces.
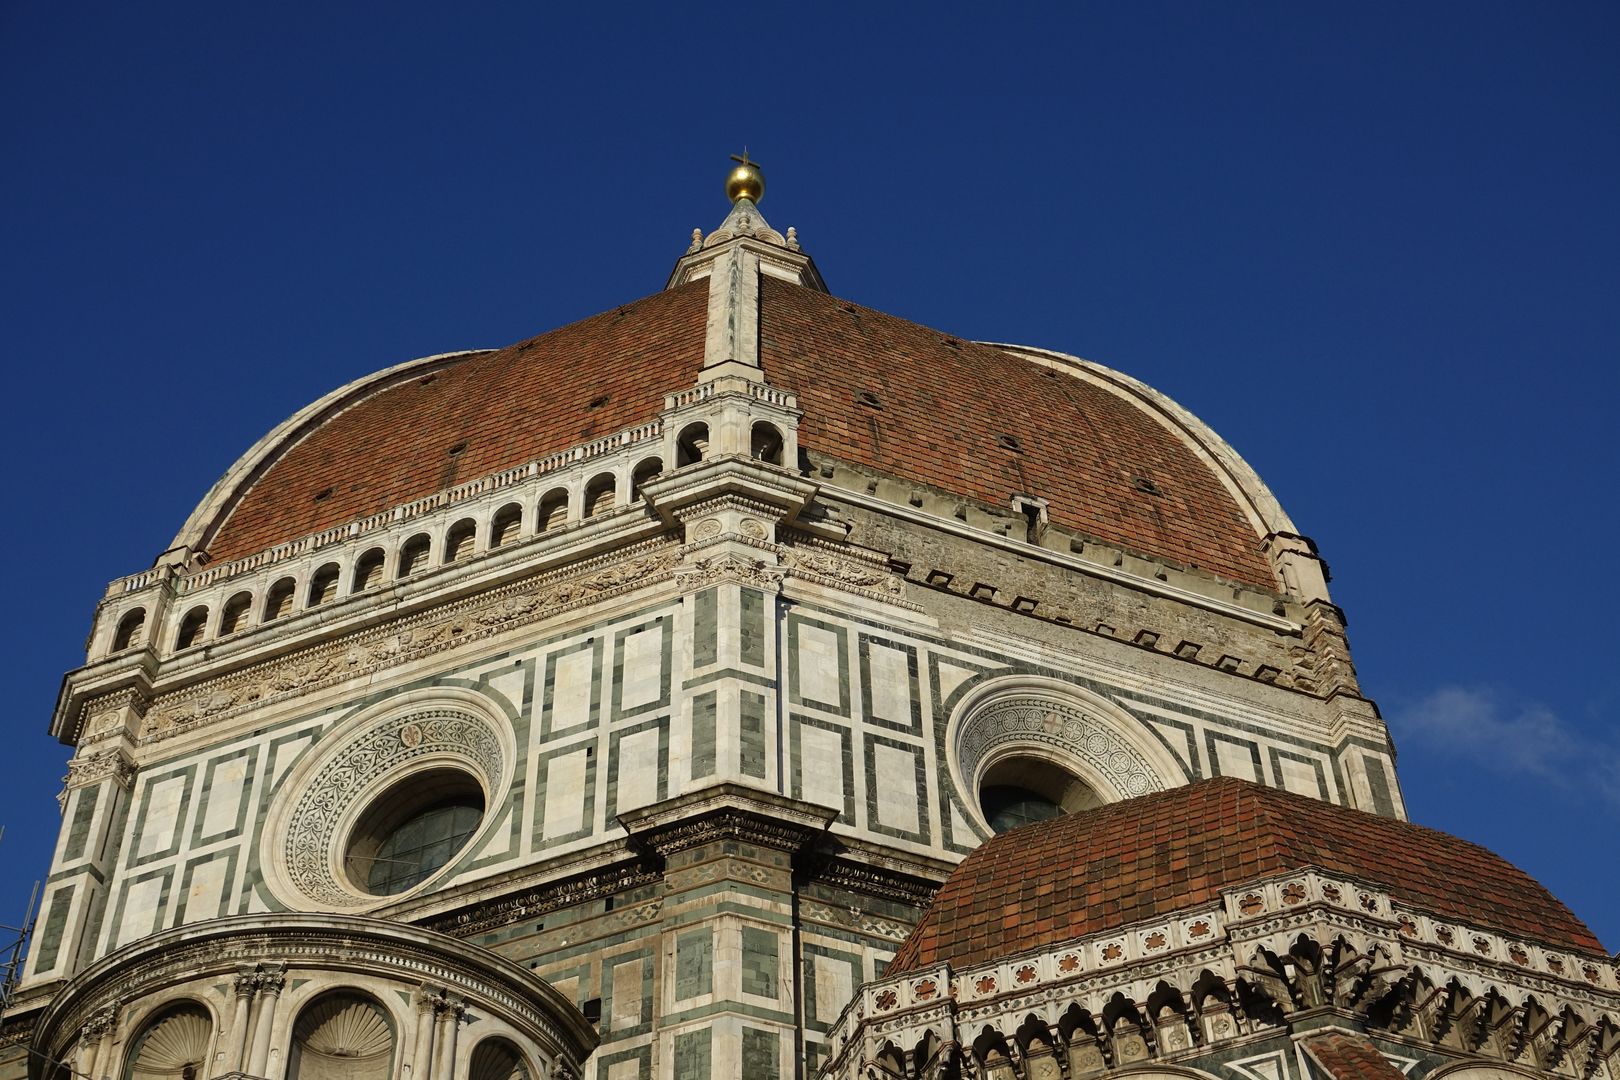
xmin=189 ymin=277 xmax=1279 ymax=590
xmin=888 ymin=777 xmax=1605 ymax=973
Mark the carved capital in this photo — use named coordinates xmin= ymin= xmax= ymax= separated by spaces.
xmin=81 ymin=1003 xmax=119 ymax=1042
xmin=66 ymin=747 xmax=136 ymax=790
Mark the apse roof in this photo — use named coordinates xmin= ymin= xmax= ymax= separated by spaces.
xmin=887 ymin=777 xmax=1604 ymax=973
xmin=196 ymin=275 xmax=1278 ymax=589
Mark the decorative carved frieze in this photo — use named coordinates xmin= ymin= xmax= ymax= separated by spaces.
xmin=78 ymin=687 xmax=149 ymax=744
xmin=142 ymin=541 xmax=683 ymax=741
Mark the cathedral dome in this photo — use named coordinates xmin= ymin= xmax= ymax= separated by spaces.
xmin=888 ymin=777 xmax=1606 ymax=974
xmin=175 ymin=274 xmax=1287 ymax=591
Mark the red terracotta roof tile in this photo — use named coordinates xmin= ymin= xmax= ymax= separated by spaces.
xmin=205 ymin=283 xmax=710 ymax=561
xmin=1302 ymin=1033 xmax=1409 ymax=1080
xmin=887 ymin=778 xmax=1603 ymax=973
xmin=763 ymin=279 xmax=1272 ymax=587
xmin=203 ymin=278 xmax=1277 ymax=590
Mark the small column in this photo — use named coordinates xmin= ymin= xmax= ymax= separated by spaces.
xmin=78 ymin=1005 xmax=116 ymax=1080
xmin=431 ymin=996 xmax=467 ymax=1080
xmin=225 ymin=968 xmax=257 ymax=1074
xmin=245 ymin=966 xmax=286 ymax=1077
xmin=408 ymin=986 xmax=439 ymax=1080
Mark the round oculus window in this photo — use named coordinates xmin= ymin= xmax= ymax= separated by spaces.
xmin=345 ymin=768 xmax=486 ymax=896
xmin=977 ymin=756 xmax=1100 ymax=835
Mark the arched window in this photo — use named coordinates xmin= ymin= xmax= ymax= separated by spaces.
xmin=445 ymin=518 xmax=477 ymax=562
xmin=264 ymin=578 xmax=296 ymax=621
xmin=307 ymin=563 xmax=340 ymax=606
xmin=470 ymin=1037 xmax=532 ymax=1080
xmin=113 ymin=609 xmax=147 ymax=650
xmin=398 ymin=534 xmax=431 ymax=577
xmin=175 ymin=606 xmax=209 ymax=650
xmin=537 ymin=489 xmax=569 ymax=532
xmin=676 ymin=422 xmax=709 ymax=468
xmin=631 ymin=458 xmax=663 ymax=501
xmin=219 ymin=591 xmax=252 ymax=635
xmin=583 ymin=474 xmax=617 ymax=517
xmin=288 ymin=992 xmax=394 ymax=1080
xmin=122 ymin=1003 xmax=211 ymax=1080
xmin=352 ymin=548 xmax=386 ymax=591
xmin=750 ymin=422 xmax=784 ymax=466
xmin=489 ymin=503 xmax=523 ymax=548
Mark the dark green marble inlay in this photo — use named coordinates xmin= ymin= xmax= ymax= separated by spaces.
xmin=691 ymin=691 xmax=718 ymax=779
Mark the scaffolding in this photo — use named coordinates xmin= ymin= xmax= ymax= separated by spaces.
xmin=0 ymin=826 xmax=41 ymax=1021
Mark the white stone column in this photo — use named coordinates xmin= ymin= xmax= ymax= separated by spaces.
xmin=223 ymin=968 xmax=256 ymax=1075
xmin=245 ymin=968 xmax=285 ymax=1076
xmin=409 ymin=988 xmax=439 ymax=1080
xmin=430 ymin=998 xmax=466 ymax=1080
xmin=78 ymin=1005 xmax=116 ymax=1080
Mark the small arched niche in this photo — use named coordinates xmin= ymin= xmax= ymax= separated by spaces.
xmin=750 ymin=421 xmax=784 ymax=466
xmin=352 ymin=548 xmax=386 ymax=592
xmin=219 ymin=591 xmax=252 ymax=635
xmin=288 ymin=991 xmax=395 ymax=1080
xmin=398 ymin=533 xmax=431 ymax=577
xmin=308 ymin=563 xmax=341 ymax=606
xmin=264 ymin=577 xmax=296 ymax=621
xmin=676 ymin=422 xmax=709 ymax=468
xmin=470 ymin=1037 xmax=532 ymax=1080
xmin=490 ymin=503 xmax=523 ymax=547
xmin=537 ymin=488 xmax=569 ymax=532
xmin=113 ymin=608 xmax=147 ymax=651
xmin=174 ymin=606 xmax=209 ymax=650
xmin=631 ymin=457 xmax=663 ymax=501
xmin=122 ymin=1002 xmax=212 ymax=1080
xmin=445 ymin=518 xmax=477 ymax=562
xmin=583 ymin=473 xmax=617 ymax=517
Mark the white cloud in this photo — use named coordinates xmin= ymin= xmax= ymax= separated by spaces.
xmin=1393 ymin=686 xmax=1620 ymax=806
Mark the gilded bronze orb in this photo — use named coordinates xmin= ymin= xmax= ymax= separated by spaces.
xmin=725 ymin=162 xmax=765 ymax=204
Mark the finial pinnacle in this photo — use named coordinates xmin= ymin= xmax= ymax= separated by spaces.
xmin=725 ymin=149 xmax=765 ymax=205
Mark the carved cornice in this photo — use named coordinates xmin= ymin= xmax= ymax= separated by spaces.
xmin=804 ymin=855 xmax=941 ymax=910
xmin=423 ymin=860 xmax=663 ymax=939
xmin=618 ymin=783 xmax=838 ymax=857
xmin=32 ymin=914 xmax=598 ymax=1071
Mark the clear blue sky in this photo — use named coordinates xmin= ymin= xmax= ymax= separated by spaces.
xmin=3 ymin=3 xmax=1616 ymax=951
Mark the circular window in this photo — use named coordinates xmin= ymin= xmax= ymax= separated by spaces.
xmin=978 ymin=756 xmax=1101 ymax=833
xmin=263 ymin=693 xmax=511 ymax=911
xmin=946 ymin=677 xmax=1183 ymax=840
xmin=345 ymin=768 xmax=486 ymax=896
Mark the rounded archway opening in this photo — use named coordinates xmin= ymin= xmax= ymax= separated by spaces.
xmin=978 ymin=755 xmax=1102 ymax=834
xmin=123 ymin=1003 xmax=212 ymax=1080
xmin=676 ymin=422 xmax=709 ymax=468
xmin=344 ymin=767 xmax=485 ymax=897
xmin=289 ymin=991 xmax=395 ymax=1080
